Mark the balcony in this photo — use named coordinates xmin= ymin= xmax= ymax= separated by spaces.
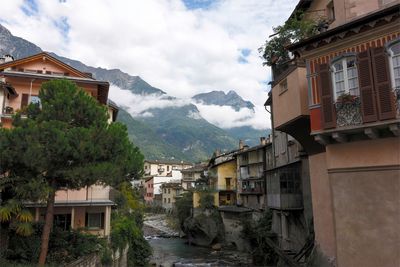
xmin=213 ymin=184 xmax=237 ymax=191
xmin=267 ymin=193 xmax=303 ymax=210
xmin=240 ymin=187 xmax=264 ymax=195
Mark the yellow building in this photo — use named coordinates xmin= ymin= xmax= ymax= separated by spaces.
xmin=193 ymin=150 xmax=237 ymax=208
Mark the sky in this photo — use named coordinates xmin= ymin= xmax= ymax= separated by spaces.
xmin=0 ymin=0 xmax=298 ymax=129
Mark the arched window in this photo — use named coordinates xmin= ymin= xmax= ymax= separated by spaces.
xmin=331 ymin=55 xmax=359 ymax=100
xmin=387 ymin=39 xmax=400 ymax=90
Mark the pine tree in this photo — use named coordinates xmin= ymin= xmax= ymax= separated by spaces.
xmin=0 ymin=79 xmax=144 ymax=265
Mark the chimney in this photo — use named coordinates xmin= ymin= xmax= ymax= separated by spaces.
xmin=0 ymin=57 xmax=5 ymax=64
xmin=215 ymin=149 xmax=221 ymax=157
xmin=4 ymin=54 xmax=14 ymax=63
xmin=239 ymin=140 xmax=244 ymax=150
xmin=243 ymin=145 xmax=249 ymax=150
xmin=260 ymin=137 xmax=266 ymax=145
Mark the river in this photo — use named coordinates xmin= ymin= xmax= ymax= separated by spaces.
xmin=144 ymin=214 xmax=252 ymax=267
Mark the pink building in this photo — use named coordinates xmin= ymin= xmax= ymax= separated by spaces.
xmin=0 ymin=52 xmax=117 ymax=236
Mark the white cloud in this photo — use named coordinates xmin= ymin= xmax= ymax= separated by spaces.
xmin=0 ymin=0 xmax=297 ymax=129
xmin=195 ymin=103 xmax=269 ymax=129
xmin=108 ymin=85 xmax=191 ymax=116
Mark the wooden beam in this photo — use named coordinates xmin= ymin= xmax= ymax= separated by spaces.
xmin=365 ymin=128 xmax=379 ymax=139
xmin=332 ymin=132 xmax=347 ymax=143
xmin=314 ymin=134 xmax=330 ymax=145
xmin=389 ymin=124 xmax=399 ymax=136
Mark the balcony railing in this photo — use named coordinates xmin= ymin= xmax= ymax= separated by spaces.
xmin=211 ymin=184 xmax=236 ymax=191
xmin=240 ymin=187 xmax=264 ymax=194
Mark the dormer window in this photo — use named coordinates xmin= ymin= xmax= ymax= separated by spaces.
xmin=331 ymin=56 xmax=359 ymax=100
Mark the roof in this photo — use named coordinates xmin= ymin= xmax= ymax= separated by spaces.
xmin=181 ymin=163 xmax=208 ymax=173
xmin=287 ymin=3 xmax=400 ymax=51
xmin=236 ymin=142 xmax=271 ymax=155
xmin=24 ymin=199 xmax=115 ymax=207
xmin=0 ymin=52 xmax=93 ymax=79
xmin=161 ymin=182 xmax=182 ymax=189
xmin=145 ymin=159 xmax=193 ymax=165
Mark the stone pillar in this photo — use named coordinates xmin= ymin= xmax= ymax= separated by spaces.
xmin=104 ymin=206 xmax=111 ymax=236
xmin=71 ymin=207 xmax=75 ymax=229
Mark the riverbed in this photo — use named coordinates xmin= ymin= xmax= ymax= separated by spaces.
xmin=144 ymin=214 xmax=252 ymax=267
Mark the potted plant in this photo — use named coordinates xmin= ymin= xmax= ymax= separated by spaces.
xmin=335 ymin=92 xmax=362 ymax=127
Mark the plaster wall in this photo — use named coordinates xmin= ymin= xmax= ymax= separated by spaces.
xmin=272 ymin=67 xmax=308 ymax=129
xmin=330 ymin=168 xmax=400 ymax=267
xmin=217 ymin=161 xmax=237 ymax=188
xmin=3 ymin=77 xmax=98 ymax=112
xmin=309 ymin=153 xmax=337 ymax=261
xmin=326 ymin=137 xmax=399 ymax=169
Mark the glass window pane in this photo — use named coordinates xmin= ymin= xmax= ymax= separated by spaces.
xmin=334 ymin=62 xmax=343 ymax=71
xmin=393 ymin=56 xmax=400 ymax=67
xmin=394 ymin=67 xmax=400 ymax=78
xmin=347 ymin=58 xmax=356 ymax=68
xmin=395 ymin=78 xmax=400 ymax=88
xmin=390 ymin=42 xmax=400 ymax=55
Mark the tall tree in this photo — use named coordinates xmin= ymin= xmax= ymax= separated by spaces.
xmin=0 ymin=79 xmax=144 ymax=265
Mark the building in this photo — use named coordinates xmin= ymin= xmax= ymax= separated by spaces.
xmin=144 ymin=170 xmax=182 ymax=205
xmin=0 ymin=52 xmax=115 ymax=236
xmin=236 ymin=138 xmax=270 ymax=211
xmin=161 ymin=182 xmax=183 ymax=211
xmin=265 ymin=92 xmax=314 ymax=263
xmin=269 ymin=1 xmax=399 ymax=266
xmin=180 ymin=163 xmax=207 ymax=190
xmin=144 ymin=159 xmax=193 ymax=177
xmin=193 ymin=150 xmax=238 ymax=208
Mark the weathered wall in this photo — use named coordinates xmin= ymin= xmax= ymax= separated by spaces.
xmin=330 ymin=168 xmax=400 ymax=267
xmin=309 ymin=152 xmax=337 ymax=263
xmin=272 ymin=67 xmax=309 ymax=129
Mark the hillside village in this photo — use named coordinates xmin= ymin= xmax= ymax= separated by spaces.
xmin=0 ymin=0 xmax=399 ymax=267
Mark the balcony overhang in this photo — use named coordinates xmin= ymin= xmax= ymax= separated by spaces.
xmin=24 ymin=199 xmax=115 ymax=208
xmin=313 ymin=119 xmax=400 ymax=145
xmin=275 ymin=115 xmax=325 ymax=155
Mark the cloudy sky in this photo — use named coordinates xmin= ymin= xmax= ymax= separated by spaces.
xmin=0 ymin=0 xmax=298 ymax=129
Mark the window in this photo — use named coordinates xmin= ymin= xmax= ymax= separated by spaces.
xmin=168 ymin=198 xmax=170 ymax=203
xmin=167 ymin=166 xmax=170 ymax=171
xmin=279 ymin=79 xmax=288 ymax=94
xmin=388 ymin=40 xmax=400 ymax=89
xmin=327 ymin=1 xmax=335 ymax=22
xmin=331 ymin=56 xmax=359 ymax=100
xmin=164 ymin=198 xmax=166 ymax=203
xmin=54 ymin=214 xmax=71 ymax=231
xmin=85 ymin=212 xmax=104 ymax=229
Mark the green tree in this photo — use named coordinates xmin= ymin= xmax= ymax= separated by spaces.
xmin=174 ymin=191 xmax=193 ymax=229
xmin=259 ymin=11 xmax=320 ymax=66
xmin=111 ymin=182 xmax=151 ymax=266
xmin=0 ymin=79 xmax=144 ymax=265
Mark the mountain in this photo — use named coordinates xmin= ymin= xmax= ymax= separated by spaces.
xmin=226 ymin=126 xmax=271 ymax=147
xmin=192 ymin=90 xmax=255 ymax=111
xmin=0 ymin=24 xmax=267 ymax=162
xmin=0 ymin=25 xmax=41 ymax=59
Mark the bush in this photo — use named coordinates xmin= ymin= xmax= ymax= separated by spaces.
xmin=241 ymin=211 xmax=278 ymax=266
xmin=4 ymin=223 xmax=106 ymax=265
xmin=174 ymin=192 xmax=193 ymax=229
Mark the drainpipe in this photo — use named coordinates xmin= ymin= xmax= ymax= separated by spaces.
xmin=29 ymin=78 xmax=35 ymax=102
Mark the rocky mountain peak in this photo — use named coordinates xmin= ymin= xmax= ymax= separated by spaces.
xmin=192 ymin=90 xmax=255 ymax=111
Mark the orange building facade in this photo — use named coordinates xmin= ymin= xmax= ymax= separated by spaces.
xmin=0 ymin=52 xmax=117 ymax=236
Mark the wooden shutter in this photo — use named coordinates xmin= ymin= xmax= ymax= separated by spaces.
xmin=357 ymin=50 xmax=378 ymax=122
xmin=317 ymin=63 xmax=336 ymax=129
xmin=371 ymin=46 xmax=396 ymax=120
xmin=21 ymin=94 xmax=29 ymax=109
